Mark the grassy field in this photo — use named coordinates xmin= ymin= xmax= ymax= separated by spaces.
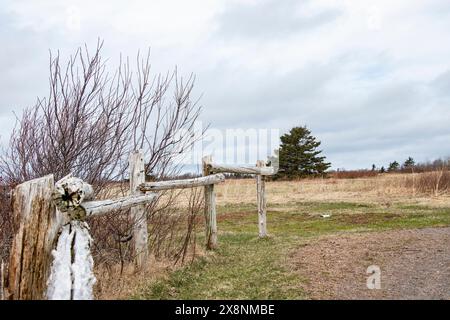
xmin=131 ymin=174 xmax=450 ymax=300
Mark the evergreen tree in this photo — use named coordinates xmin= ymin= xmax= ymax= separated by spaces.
xmin=403 ymin=157 xmax=415 ymax=169
xmin=388 ymin=161 xmax=400 ymax=172
xmin=371 ymin=164 xmax=376 ymax=171
xmin=380 ymin=166 xmax=386 ymax=173
xmin=277 ymin=126 xmax=331 ymax=178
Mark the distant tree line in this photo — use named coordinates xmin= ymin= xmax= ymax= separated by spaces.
xmin=374 ymin=157 xmax=449 ymax=174
xmin=331 ymin=157 xmax=449 ymax=179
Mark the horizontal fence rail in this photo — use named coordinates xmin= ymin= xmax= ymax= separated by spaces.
xmin=139 ymin=173 xmax=225 ymax=191
xmin=207 ymin=163 xmax=275 ymax=176
xmin=77 ymin=193 xmax=158 ymax=217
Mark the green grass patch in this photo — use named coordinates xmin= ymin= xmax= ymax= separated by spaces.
xmin=134 ymin=201 xmax=450 ymax=299
xmin=134 ymin=233 xmax=305 ymax=300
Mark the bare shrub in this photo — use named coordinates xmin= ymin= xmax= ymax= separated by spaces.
xmin=328 ymin=170 xmax=378 ymax=179
xmin=404 ymin=170 xmax=450 ymax=196
xmin=0 ymin=40 xmax=202 ymax=187
xmin=150 ymin=186 xmax=204 ymax=265
xmin=0 ymin=41 xmax=205 ymax=292
xmin=93 ymin=186 xmax=204 ymax=299
xmin=0 ymin=182 xmax=13 ymax=262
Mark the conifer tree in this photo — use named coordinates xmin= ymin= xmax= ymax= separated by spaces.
xmin=277 ymin=126 xmax=330 ymax=178
xmin=388 ymin=161 xmax=400 ymax=172
xmin=403 ymin=157 xmax=415 ymax=169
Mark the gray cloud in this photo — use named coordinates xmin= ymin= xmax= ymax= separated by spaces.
xmin=431 ymin=69 xmax=450 ymax=99
xmin=198 ymin=49 xmax=450 ymax=169
xmin=215 ymin=0 xmax=342 ymax=40
xmin=1 ymin=1 xmax=450 ymax=170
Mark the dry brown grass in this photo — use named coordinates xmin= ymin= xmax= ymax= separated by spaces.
xmin=91 ymin=187 xmax=205 ymax=300
xmin=95 ymin=256 xmax=173 ymax=300
xmin=328 ymin=170 xmax=379 ymax=179
xmin=213 ymin=171 xmax=450 ymax=207
xmin=154 ymin=171 xmax=450 ymax=211
xmin=94 ymin=248 xmax=208 ymax=300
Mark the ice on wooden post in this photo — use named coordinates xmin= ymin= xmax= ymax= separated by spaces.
xmin=256 ymin=160 xmax=268 ymax=238
xmin=46 ymin=221 xmax=96 ymax=300
xmin=129 ymin=150 xmax=149 ymax=269
xmin=46 ymin=222 xmax=74 ymax=300
xmin=203 ymin=155 xmax=217 ymax=250
xmin=71 ymin=222 xmax=96 ymax=300
xmin=49 ymin=176 xmax=97 ymax=300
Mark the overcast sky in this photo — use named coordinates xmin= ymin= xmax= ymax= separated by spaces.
xmin=1 ymin=0 xmax=450 ymax=169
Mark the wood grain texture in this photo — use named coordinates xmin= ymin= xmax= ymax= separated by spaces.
xmin=256 ymin=160 xmax=267 ymax=238
xmin=209 ymin=163 xmax=275 ymax=176
xmin=140 ymin=173 xmax=225 ymax=191
xmin=1 ymin=260 xmax=4 ymax=300
xmin=129 ymin=150 xmax=149 ymax=269
xmin=7 ymin=175 xmax=66 ymax=300
xmin=203 ymin=155 xmax=217 ymax=250
xmin=78 ymin=193 xmax=157 ymax=217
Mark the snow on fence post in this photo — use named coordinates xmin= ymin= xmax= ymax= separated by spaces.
xmin=203 ymin=155 xmax=217 ymax=250
xmin=6 ymin=175 xmax=65 ymax=300
xmin=129 ymin=150 xmax=149 ymax=269
xmin=46 ymin=220 xmax=96 ymax=300
xmin=256 ymin=160 xmax=267 ymax=238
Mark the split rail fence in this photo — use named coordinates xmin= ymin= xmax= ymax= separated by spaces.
xmin=0 ymin=151 xmax=275 ymax=300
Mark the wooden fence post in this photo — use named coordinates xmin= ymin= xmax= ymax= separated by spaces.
xmin=202 ymin=155 xmax=217 ymax=249
xmin=1 ymin=259 xmax=4 ymax=300
xmin=129 ymin=150 xmax=149 ymax=269
xmin=256 ymin=160 xmax=267 ymax=238
xmin=7 ymin=175 xmax=65 ymax=300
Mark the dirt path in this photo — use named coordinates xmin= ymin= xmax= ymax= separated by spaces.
xmin=289 ymin=227 xmax=450 ymax=299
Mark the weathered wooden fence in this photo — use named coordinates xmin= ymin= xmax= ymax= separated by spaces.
xmin=1 ymin=151 xmax=274 ymax=300
xmin=202 ymin=155 xmax=274 ymax=244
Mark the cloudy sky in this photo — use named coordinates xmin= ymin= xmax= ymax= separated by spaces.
xmin=1 ymin=0 xmax=450 ymax=169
